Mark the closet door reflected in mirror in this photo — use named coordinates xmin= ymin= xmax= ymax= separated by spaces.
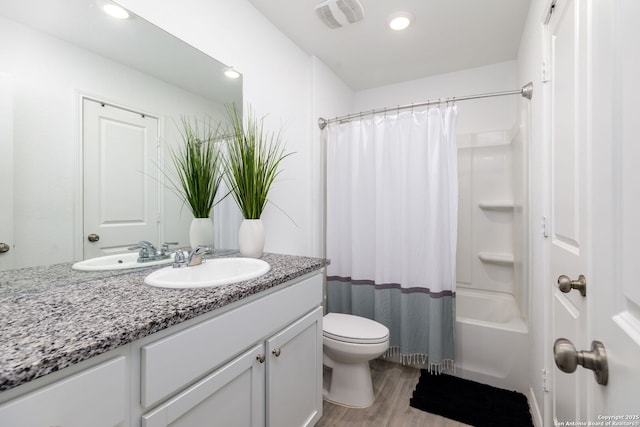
xmin=82 ymin=99 xmax=159 ymax=259
xmin=0 ymin=74 xmax=14 ymax=271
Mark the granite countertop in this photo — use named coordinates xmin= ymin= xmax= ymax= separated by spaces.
xmin=0 ymin=252 xmax=328 ymax=392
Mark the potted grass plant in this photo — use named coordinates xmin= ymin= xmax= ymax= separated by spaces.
xmin=168 ymin=116 xmax=224 ymax=249
xmin=222 ymin=104 xmax=292 ymax=258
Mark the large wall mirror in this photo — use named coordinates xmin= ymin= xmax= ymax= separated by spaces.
xmin=0 ymin=0 xmax=242 ymax=271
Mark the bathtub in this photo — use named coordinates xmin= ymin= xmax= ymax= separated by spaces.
xmin=454 ymin=287 xmax=529 ymax=393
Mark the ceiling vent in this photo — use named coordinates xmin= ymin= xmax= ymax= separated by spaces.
xmin=315 ymin=0 xmax=365 ymax=29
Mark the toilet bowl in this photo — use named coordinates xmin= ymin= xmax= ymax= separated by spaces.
xmin=322 ymin=313 xmax=390 ymax=408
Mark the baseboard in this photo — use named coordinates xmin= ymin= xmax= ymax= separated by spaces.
xmin=526 ymin=387 xmax=543 ymax=427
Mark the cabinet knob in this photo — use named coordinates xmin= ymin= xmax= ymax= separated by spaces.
xmin=256 ymin=354 xmax=265 ymax=363
xmin=272 ymin=348 xmax=281 ymax=357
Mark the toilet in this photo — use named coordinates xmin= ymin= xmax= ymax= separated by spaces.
xmin=322 ymin=313 xmax=390 ymax=408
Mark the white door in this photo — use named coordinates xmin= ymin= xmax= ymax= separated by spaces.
xmin=0 ymin=74 xmax=14 ymax=271
xmin=588 ymin=0 xmax=640 ymax=418
xmin=547 ymin=0 xmax=640 ymax=422
xmin=546 ymin=0 xmax=590 ymax=423
xmin=83 ymin=99 xmax=159 ymax=259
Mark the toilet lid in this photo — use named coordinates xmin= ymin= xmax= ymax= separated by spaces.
xmin=323 ymin=313 xmax=389 ymax=344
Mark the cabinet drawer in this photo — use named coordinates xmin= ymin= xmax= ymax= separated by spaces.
xmin=141 ymin=273 xmax=322 ymax=408
xmin=0 ymin=356 xmax=128 ymax=427
xmin=142 ymin=344 xmax=265 ymax=427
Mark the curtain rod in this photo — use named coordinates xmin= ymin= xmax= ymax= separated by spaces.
xmin=317 ymin=82 xmax=533 ymax=130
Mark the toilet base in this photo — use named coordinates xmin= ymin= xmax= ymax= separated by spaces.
xmin=323 ymin=356 xmax=375 ymax=408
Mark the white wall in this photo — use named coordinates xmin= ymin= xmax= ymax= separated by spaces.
xmin=0 ymin=16 xmax=227 ymax=268
xmin=310 ymin=57 xmax=354 ymax=257
xmin=116 ymin=0 xmax=328 ymax=257
xmin=354 ymin=61 xmax=518 ymax=134
xmin=517 ymin=0 xmax=548 ymax=425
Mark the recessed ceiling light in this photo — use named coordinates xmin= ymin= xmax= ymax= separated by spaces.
xmin=102 ymin=3 xmax=131 ymax=20
xmin=224 ymin=68 xmax=241 ymax=79
xmin=387 ymin=12 xmax=413 ymax=31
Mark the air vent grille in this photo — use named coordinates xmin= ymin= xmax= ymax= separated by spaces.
xmin=316 ymin=5 xmax=342 ymax=29
xmin=337 ymin=0 xmax=364 ymax=23
xmin=315 ymin=0 xmax=365 ymax=29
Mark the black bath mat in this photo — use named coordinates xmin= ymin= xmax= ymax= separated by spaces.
xmin=409 ymin=371 xmax=534 ymax=427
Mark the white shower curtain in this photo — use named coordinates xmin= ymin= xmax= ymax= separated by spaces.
xmin=325 ymin=106 xmax=458 ymax=371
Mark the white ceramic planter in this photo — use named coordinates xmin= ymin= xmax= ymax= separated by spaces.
xmin=189 ymin=217 xmax=214 ymax=249
xmin=238 ymin=219 xmax=265 ymax=258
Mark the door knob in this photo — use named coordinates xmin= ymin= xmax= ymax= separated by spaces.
xmin=554 ymin=338 xmax=608 ymax=385
xmin=87 ymin=233 xmax=100 ymax=242
xmin=0 ymin=242 xmax=9 ymax=253
xmin=557 ymin=274 xmax=587 ymax=296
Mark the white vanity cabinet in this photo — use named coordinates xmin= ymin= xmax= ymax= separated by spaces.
xmin=0 ymin=356 xmax=129 ymax=427
xmin=140 ymin=273 xmax=324 ymax=427
xmin=0 ymin=270 xmax=324 ymax=427
xmin=142 ymin=307 xmax=323 ymax=427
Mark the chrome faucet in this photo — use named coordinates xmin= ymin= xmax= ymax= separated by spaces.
xmin=160 ymin=242 xmax=179 ymax=257
xmin=129 ymin=241 xmax=178 ymax=263
xmin=172 ymin=245 xmax=211 ymax=268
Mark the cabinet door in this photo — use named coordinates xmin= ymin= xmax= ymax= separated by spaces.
xmin=266 ymin=307 xmax=323 ymax=427
xmin=142 ymin=344 xmax=266 ymax=427
xmin=0 ymin=357 xmax=128 ymax=427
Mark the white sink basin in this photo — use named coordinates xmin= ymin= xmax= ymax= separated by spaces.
xmin=72 ymin=253 xmax=174 ymax=271
xmin=143 ymin=257 xmax=271 ymax=289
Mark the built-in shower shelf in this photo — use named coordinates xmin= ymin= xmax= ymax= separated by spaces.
xmin=478 ymin=252 xmax=514 ymax=266
xmin=478 ymin=201 xmax=514 ymax=211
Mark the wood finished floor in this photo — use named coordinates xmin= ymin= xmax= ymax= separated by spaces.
xmin=315 ymin=359 xmax=471 ymax=427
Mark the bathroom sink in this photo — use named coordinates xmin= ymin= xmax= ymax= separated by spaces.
xmin=143 ymin=257 xmax=271 ymax=289
xmin=72 ymin=253 xmax=175 ymax=271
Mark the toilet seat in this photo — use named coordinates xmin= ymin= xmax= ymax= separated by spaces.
xmin=323 ymin=313 xmax=389 ymax=344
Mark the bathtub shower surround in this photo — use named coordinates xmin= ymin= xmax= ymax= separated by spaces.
xmin=454 ymin=128 xmax=530 ymax=392
xmin=457 ymin=130 xmax=515 ymax=296
xmin=325 ymin=106 xmax=458 ymax=372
